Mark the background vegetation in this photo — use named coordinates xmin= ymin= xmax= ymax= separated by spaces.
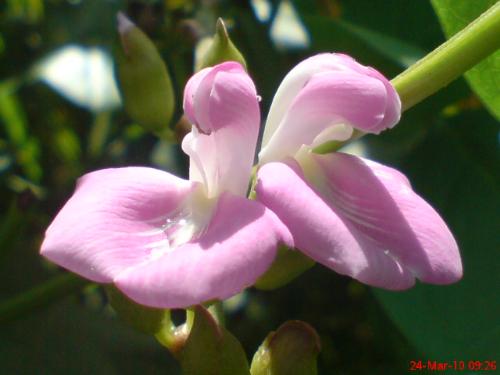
xmin=0 ymin=0 xmax=498 ymax=374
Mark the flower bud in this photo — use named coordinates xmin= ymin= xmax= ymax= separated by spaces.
xmin=180 ymin=306 xmax=250 ymax=375
xmin=116 ymin=12 xmax=175 ymax=138
xmin=195 ymin=18 xmax=247 ymax=71
xmin=250 ymin=321 xmax=321 ymax=375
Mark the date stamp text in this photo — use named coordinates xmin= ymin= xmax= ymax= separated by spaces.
xmin=409 ymin=360 xmax=497 ymax=371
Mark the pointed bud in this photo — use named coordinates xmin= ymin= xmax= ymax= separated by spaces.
xmin=255 ymin=245 xmax=315 ymax=290
xmin=116 ymin=12 xmax=175 ymax=138
xmin=250 ymin=321 xmax=321 ymax=375
xmin=195 ymin=18 xmax=247 ymax=71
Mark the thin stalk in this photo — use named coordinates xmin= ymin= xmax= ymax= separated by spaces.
xmin=313 ymin=2 xmax=500 ymax=155
xmin=392 ymin=1 xmax=500 ymax=111
xmin=0 ymin=273 xmax=89 ymax=324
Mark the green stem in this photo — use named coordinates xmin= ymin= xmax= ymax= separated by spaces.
xmin=0 ymin=273 xmax=90 ymax=324
xmin=392 ymin=1 xmax=500 ymax=111
xmin=154 ymin=310 xmax=177 ymax=348
xmin=314 ymin=2 xmax=500 ymax=155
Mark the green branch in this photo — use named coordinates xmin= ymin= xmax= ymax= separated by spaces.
xmin=392 ymin=1 xmax=500 ymax=111
xmin=314 ymin=2 xmax=500 ymax=154
xmin=0 ymin=273 xmax=90 ymax=324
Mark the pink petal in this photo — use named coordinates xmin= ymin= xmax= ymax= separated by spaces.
xmin=260 ymin=53 xmax=401 ymax=163
xmin=335 ymin=53 xmax=400 ymax=128
xmin=256 ymin=155 xmax=462 ymax=289
xmin=183 ymin=62 xmax=257 ymax=133
xmin=183 ymin=67 xmax=211 ymax=127
xmin=256 ymin=160 xmax=415 ymax=290
xmin=182 ymin=62 xmax=260 ymax=197
xmin=313 ymin=152 xmax=462 ymax=284
xmin=262 ymin=53 xmax=359 ymax=146
xmin=115 ymin=192 xmax=293 ymax=308
xmin=41 ymin=167 xmax=198 ymax=282
xmin=260 ymin=70 xmax=387 ymax=163
xmin=42 ymin=167 xmax=293 ymax=308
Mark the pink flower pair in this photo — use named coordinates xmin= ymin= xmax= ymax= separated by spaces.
xmin=41 ymin=54 xmax=462 ymax=308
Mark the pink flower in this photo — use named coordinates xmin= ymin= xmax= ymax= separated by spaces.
xmin=42 ymin=51 xmax=462 ymax=308
xmin=256 ymin=53 xmax=462 ymax=289
xmin=41 ymin=62 xmax=292 ymax=308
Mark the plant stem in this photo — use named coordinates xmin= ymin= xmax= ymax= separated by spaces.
xmin=154 ymin=310 xmax=178 ymax=348
xmin=0 ymin=273 xmax=90 ymax=324
xmin=313 ymin=2 xmax=500 ymax=155
xmin=392 ymin=1 xmax=500 ymax=111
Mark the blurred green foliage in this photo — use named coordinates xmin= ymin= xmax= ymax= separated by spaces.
xmin=0 ymin=1 xmax=498 ymax=374
xmin=432 ymin=0 xmax=500 ymax=120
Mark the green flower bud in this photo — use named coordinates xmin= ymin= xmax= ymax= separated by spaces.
xmin=181 ymin=306 xmax=250 ymax=375
xmin=255 ymin=245 xmax=315 ymax=290
xmin=195 ymin=18 xmax=247 ymax=71
xmin=116 ymin=12 xmax=175 ymax=138
xmin=250 ymin=321 xmax=321 ymax=375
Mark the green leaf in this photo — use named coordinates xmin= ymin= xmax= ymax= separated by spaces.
xmin=0 ymin=81 xmax=27 ymax=146
xmin=0 ymin=81 xmax=43 ymax=181
xmin=431 ymin=0 xmax=500 ymax=119
xmin=291 ymin=0 xmax=429 ymax=69
xmin=6 ymin=0 xmax=44 ymax=23
xmin=335 ymin=20 xmax=425 ymax=68
xmin=0 ymin=297 xmax=180 ymax=375
xmin=53 ymin=126 xmax=81 ymax=163
xmin=88 ymin=111 xmax=111 ymax=159
xmin=0 ymin=273 xmax=88 ymax=324
xmin=181 ymin=306 xmax=250 ymax=375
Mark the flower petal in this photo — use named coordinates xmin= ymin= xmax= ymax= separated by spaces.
xmin=182 ymin=62 xmax=260 ymax=197
xmin=40 ymin=167 xmax=199 ymax=282
xmin=256 ymin=160 xmax=415 ymax=289
xmin=259 ymin=70 xmax=387 ymax=163
xmin=115 ymin=192 xmax=293 ymax=308
xmin=259 ymin=53 xmax=401 ymax=163
xmin=334 ymin=53 xmax=400 ymax=128
xmin=311 ymin=152 xmax=462 ymax=284
xmin=183 ymin=67 xmax=211 ymax=127
xmin=262 ymin=53 xmax=356 ymax=147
